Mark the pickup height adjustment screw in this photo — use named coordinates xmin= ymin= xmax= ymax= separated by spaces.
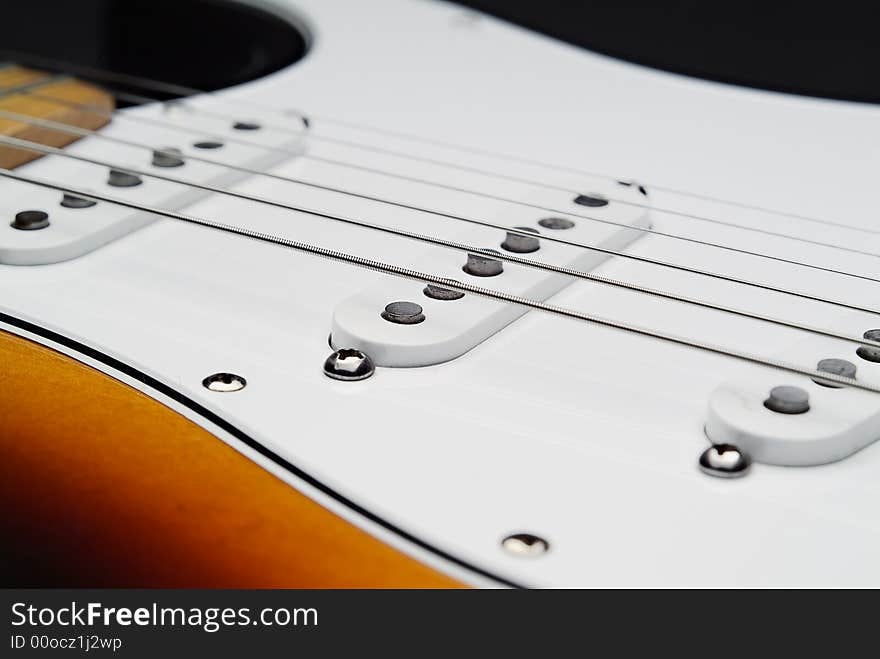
xmin=323 ymin=348 xmax=375 ymax=381
xmin=698 ymin=443 xmax=751 ymax=478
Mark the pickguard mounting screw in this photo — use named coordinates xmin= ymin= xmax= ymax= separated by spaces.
xmin=202 ymin=372 xmax=247 ymax=392
xmin=698 ymin=444 xmax=751 ymax=478
xmin=323 ymin=348 xmax=375 ymax=381
xmin=501 ymin=533 xmax=550 ymax=557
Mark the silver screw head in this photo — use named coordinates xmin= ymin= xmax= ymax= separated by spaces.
xmin=202 ymin=372 xmax=247 ymax=392
xmin=699 ymin=444 xmax=751 ymax=478
xmin=323 ymin=348 xmax=375 ymax=381
xmin=501 ymin=533 xmax=550 ymax=557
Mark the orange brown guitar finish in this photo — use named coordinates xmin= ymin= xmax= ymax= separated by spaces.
xmin=0 ymin=330 xmax=462 ymax=587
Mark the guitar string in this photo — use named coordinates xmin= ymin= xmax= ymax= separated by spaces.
xmin=5 ymin=134 xmax=879 ymax=350
xmin=1 ymin=165 xmax=875 ymax=395
xmin=23 ymin=86 xmax=880 ymax=268
xmin=4 ymin=107 xmax=880 ymax=297
xmin=2 ymin=108 xmax=878 ymax=316
xmin=2 ymin=48 xmax=874 ymax=239
xmin=306 ymin=113 xmax=880 ymax=238
xmin=105 ymin=88 xmax=880 ymax=248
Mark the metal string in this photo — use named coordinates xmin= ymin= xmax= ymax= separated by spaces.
xmin=2 ymin=49 xmax=874 ymax=239
xmin=1 ymin=165 xmax=875 ymax=395
xmin=2 ymin=108 xmax=878 ymax=316
xmin=21 ymin=87 xmax=880 ymax=274
xmin=305 ymin=113 xmax=880 ymax=237
xmin=103 ymin=88 xmax=880 ymax=252
xmin=4 ymin=133 xmax=879 ymax=351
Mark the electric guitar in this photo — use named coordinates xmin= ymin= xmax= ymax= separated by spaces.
xmin=2 ymin=0 xmax=879 ymax=588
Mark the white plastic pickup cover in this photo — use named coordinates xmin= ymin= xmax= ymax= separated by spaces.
xmin=0 ymin=101 xmax=302 ymax=265
xmin=331 ymin=179 xmax=650 ymax=367
xmin=706 ymin=313 xmax=880 ymax=466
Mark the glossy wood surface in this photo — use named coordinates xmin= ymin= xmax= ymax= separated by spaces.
xmin=0 ymin=330 xmax=462 ymax=587
xmin=0 ymin=65 xmax=112 ymax=169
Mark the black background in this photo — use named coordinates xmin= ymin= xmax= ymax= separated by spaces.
xmin=454 ymin=0 xmax=880 ymax=103
xmin=1 ymin=1 xmax=879 ymax=102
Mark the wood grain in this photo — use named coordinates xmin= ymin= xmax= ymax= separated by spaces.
xmin=0 ymin=330 xmax=463 ymax=588
xmin=0 ymin=67 xmax=113 ymax=169
xmin=0 ymin=65 xmax=51 ymax=92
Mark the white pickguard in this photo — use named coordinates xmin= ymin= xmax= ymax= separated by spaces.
xmin=2 ymin=0 xmax=880 ymax=586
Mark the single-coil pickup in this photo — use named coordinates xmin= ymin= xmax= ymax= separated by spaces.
xmin=330 ymin=180 xmax=651 ymax=367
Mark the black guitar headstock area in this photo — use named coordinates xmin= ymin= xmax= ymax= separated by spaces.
xmin=455 ymin=0 xmax=880 ymax=104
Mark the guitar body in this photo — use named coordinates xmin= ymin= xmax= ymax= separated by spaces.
xmin=2 ymin=0 xmax=879 ymax=587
